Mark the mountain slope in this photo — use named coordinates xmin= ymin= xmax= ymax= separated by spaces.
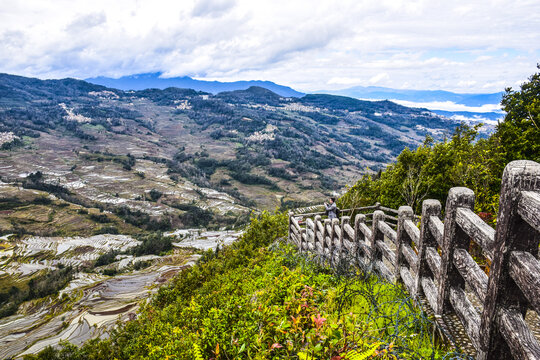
xmin=0 ymin=74 xmax=457 ymax=233
xmin=86 ymin=72 xmax=304 ymax=97
xmin=318 ymin=85 xmax=503 ymax=107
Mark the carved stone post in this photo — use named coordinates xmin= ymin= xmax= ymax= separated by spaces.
xmin=300 ymin=228 xmax=306 ymax=253
xmin=288 ymin=211 xmax=293 ymax=244
xmin=324 ymin=219 xmax=331 ymax=264
xmin=355 ymin=214 xmax=367 ymax=267
xmin=307 ymin=217 xmax=315 ymax=253
xmin=340 ymin=216 xmax=350 ymax=262
xmin=371 ymin=210 xmax=385 ymax=276
xmin=436 ymin=187 xmax=475 ymax=315
xmin=331 ymin=218 xmax=339 ymax=268
xmin=415 ymin=200 xmax=442 ymax=297
xmin=314 ymin=215 xmax=322 ymax=256
xmin=478 ymin=160 xmax=540 ymax=360
xmin=395 ymin=206 xmax=414 ymax=282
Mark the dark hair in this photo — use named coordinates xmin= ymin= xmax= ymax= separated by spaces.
xmin=330 ymin=197 xmax=335 ymax=202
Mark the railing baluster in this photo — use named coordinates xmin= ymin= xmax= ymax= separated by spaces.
xmin=339 ymin=216 xmax=350 ymax=263
xmin=287 ymin=161 xmax=540 ymax=360
xmin=354 ymin=214 xmax=368 ymax=268
xmin=479 ymin=160 xmax=540 ymax=360
xmin=396 ymin=206 xmax=415 ymax=292
xmin=437 ymin=187 xmax=475 ymax=315
xmin=371 ymin=210 xmax=394 ymax=281
xmin=314 ymin=215 xmax=321 ymax=255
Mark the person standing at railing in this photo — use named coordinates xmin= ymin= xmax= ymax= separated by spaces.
xmin=324 ymin=197 xmax=338 ymax=219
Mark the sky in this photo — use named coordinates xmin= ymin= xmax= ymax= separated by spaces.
xmin=1 ymin=0 xmax=539 ymax=93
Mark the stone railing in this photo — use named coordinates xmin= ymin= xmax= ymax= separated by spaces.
xmin=288 ymin=160 xmax=540 ymax=360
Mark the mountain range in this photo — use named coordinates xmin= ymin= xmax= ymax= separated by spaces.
xmin=86 ymin=74 xmax=505 ymax=124
xmin=86 ymin=72 xmax=304 ymax=98
xmin=85 ymin=73 xmax=504 ymax=108
xmin=317 ymin=85 xmax=504 ymax=107
xmin=0 ymin=72 xmax=459 ymax=234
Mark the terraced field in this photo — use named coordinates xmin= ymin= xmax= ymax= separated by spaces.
xmin=0 ymin=229 xmax=242 ymax=359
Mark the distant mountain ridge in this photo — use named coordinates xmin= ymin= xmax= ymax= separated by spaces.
xmin=86 ymin=72 xmax=304 ymax=98
xmin=318 ymin=85 xmax=504 ymax=107
xmin=85 ymin=73 xmax=503 ymax=109
xmin=0 ymin=72 xmax=458 ymax=213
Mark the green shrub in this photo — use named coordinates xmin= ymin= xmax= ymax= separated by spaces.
xmin=89 ymin=213 xmax=110 ymax=223
xmin=102 ymin=269 xmax=118 ymax=276
xmin=0 ymin=267 xmax=74 ymax=319
xmin=95 ymin=250 xmax=118 ymax=267
xmin=148 ymin=189 xmax=163 ymax=201
xmin=131 ymin=233 xmax=172 ymax=256
xmin=25 ymin=211 xmax=459 ymax=359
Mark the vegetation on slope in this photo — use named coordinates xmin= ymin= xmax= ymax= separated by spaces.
xmin=339 ymin=66 xmax=540 ymax=219
xmin=0 ymin=72 xmax=456 ymax=213
xmin=25 ymin=211 xmax=464 ymax=360
xmin=0 ymin=266 xmax=74 ymax=318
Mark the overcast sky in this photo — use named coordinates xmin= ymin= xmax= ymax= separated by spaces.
xmin=1 ymin=0 xmax=539 ymax=93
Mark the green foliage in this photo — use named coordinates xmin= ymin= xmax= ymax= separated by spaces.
xmin=339 ymin=67 xmax=540 ymax=218
xmin=498 ymin=64 xmax=540 ymax=165
xmin=0 ymin=267 xmax=74 ymax=318
xmin=132 ymin=232 xmax=172 ymax=256
xmin=95 ymin=250 xmax=118 ymax=267
xmin=102 ymin=268 xmax=118 ymax=276
xmin=174 ymin=203 xmax=214 ymax=227
xmin=193 ymin=343 xmax=204 ymax=360
xmin=28 ymin=211 xmax=457 ymax=359
xmin=268 ymin=166 xmax=295 ymax=180
xmin=230 ymin=170 xmax=279 ymax=189
xmin=341 ymin=342 xmax=382 ymax=360
xmin=88 ymin=213 xmax=111 ymax=223
xmin=82 ymin=151 xmax=136 ymax=171
xmin=148 ymin=188 xmax=163 ymax=201
xmin=0 ymin=137 xmax=23 ymax=150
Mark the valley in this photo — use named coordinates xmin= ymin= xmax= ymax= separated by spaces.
xmin=0 ymin=73 xmax=458 ymax=225
xmin=0 ymin=73 xmax=463 ymax=358
xmin=0 ymin=229 xmax=241 ymax=359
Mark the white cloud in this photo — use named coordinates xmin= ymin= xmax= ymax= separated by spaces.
xmin=66 ymin=11 xmax=107 ymax=32
xmin=389 ymin=100 xmax=503 ymax=113
xmin=369 ymin=72 xmax=390 ymax=84
xmin=192 ymin=0 xmax=237 ymax=17
xmin=457 ymin=80 xmax=477 ymax=87
xmin=327 ymin=77 xmax=364 ymax=85
xmin=0 ymin=0 xmax=538 ymax=93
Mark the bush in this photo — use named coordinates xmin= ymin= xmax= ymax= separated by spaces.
xmin=95 ymin=250 xmax=118 ymax=267
xmin=89 ymin=213 xmax=110 ymax=223
xmin=0 ymin=267 xmax=74 ymax=318
xmin=148 ymin=189 xmax=163 ymax=202
xmin=176 ymin=204 xmax=214 ymax=227
xmin=230 ymin=171 xmax=279 ymax=190
xmin=103 ymin=269 xmax=118 ymax=276
xmin=32 ymin=196 xmax=52 ymax=205
xmin=26 ymin=212 xmax=456 ymax=359
xmin=268 ymin=166 xmax=294 ymax=180
xmin=94 ymin=226 xmax=119 ymax=235
xmin=132 ymin=233 xmax=172 ymax=256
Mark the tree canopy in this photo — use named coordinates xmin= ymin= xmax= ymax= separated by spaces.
xmin=339 ymin=65 xmax=540 ymax=220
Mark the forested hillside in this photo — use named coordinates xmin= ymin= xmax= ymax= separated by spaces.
xmin=0 ymin=73 xmax=457 ymax=236
xmin=5 ymin=66 xmax=539 ymax=360
xmin=22 ymin=67 xmax=540 ymax=360
xmin=339 ymin=65 xmax=540 ymax=221
xmin=23 ymin=212 xmax=455 ymax=360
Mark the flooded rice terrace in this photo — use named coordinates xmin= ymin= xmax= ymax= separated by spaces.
xmin=0 ymin=229 xmax=242 ymax=359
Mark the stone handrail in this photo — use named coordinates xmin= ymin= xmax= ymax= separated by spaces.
xmin=288 ymin=160 xmax=540 ymax=360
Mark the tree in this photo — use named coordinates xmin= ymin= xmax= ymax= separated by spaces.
xmin=497 ymin=64 xmax=540 ymax=165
